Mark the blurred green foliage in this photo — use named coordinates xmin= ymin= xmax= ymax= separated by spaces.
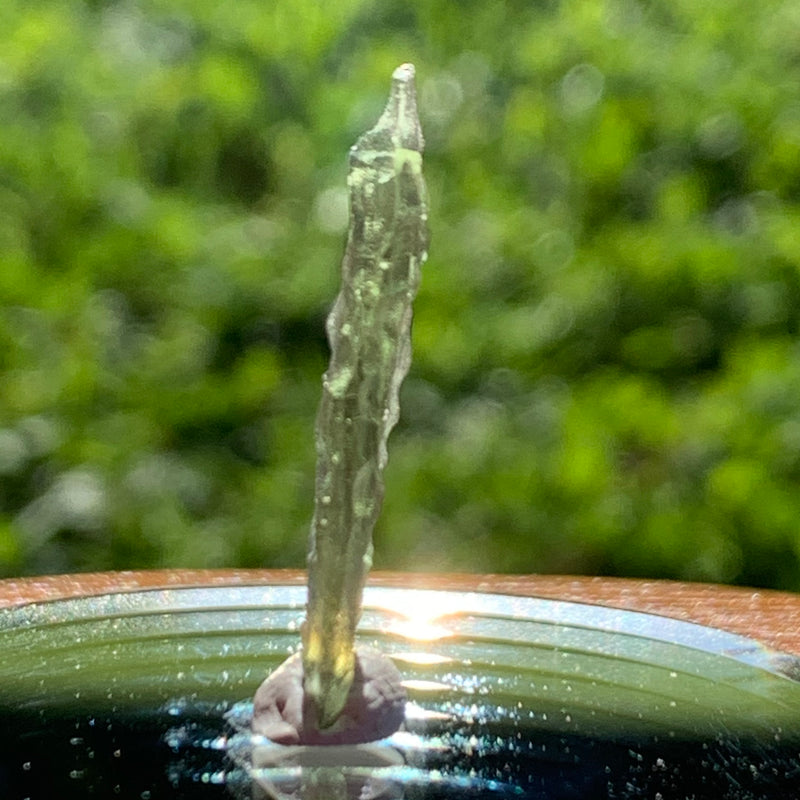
xmin=1 ymin=0 xmax=800 ymax=588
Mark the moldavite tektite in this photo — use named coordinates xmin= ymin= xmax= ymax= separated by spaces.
xmin=252 ymin=64 xmax=428 ymax=744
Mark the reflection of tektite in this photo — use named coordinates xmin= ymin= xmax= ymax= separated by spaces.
xmin=248 ymin=738 xmax=405 ymax=800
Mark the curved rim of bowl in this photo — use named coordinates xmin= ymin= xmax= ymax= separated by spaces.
xmin=0 ymin=570 xmax=798 ymax=658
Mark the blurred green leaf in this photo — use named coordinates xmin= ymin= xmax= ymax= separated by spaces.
xmin=1 ymin=0 xmax=800 ymax=589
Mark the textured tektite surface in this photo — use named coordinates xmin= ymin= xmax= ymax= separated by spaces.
xmin=254 ymin=64 xmax=427 ymax=738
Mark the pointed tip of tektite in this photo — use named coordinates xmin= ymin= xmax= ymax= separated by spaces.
xmin=354 ymin=63 xmax=424 ymax=157
xmin=392 ymin=62 xmax=416 ymax=82
xmin=386 ymin=62 xmax=423 ymax=153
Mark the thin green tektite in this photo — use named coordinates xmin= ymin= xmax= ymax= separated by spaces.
xmin=302 ymin=63 xmax=429 ymax=728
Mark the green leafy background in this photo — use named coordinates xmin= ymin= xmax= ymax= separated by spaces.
xmin=2 ymin=0 xmax=800 ymax=589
